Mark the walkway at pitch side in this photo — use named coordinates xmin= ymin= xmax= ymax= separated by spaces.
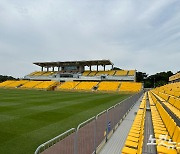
xmin=99 ymin=95 xmax=143 ymax=154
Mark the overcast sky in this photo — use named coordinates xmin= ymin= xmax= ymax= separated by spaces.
xmin=0 ymin=0 xmax=180 ymax=77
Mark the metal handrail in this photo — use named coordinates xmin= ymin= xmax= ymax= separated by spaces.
xmin=35 ymin=128 xmax=76 ymax=154
xmin=96 ymin=110 xmax=107 ymax=119
xmin=77 ymin=116 xmax=95 ymax=131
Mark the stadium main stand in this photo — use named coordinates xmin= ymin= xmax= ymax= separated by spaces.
xmin=0 ymin=60 xmax=143 ymax=93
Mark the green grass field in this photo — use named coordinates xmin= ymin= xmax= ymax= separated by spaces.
xmin=0 ymin=89 xmax=130 ymax=154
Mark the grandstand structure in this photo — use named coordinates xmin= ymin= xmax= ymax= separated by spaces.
xmin=0 ymin=60 xmax=143 ymax=92
xmin=25 ymin=60 xmax=136 ymax=82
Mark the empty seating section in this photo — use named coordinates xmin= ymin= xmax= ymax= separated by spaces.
xmin=20 ymin=81 xmax=43 ymax=88
xmin=96 ymin=71 xmax=109 ymax=76
xmin=119 ymin=82 xmax=142 ymax=92
xmin=75 ymin=82 xmax=98 ymax=90
xmin=82 ymin=71 xmax=90 ymax=76
xmin=95 ymin=70 xmax=116 ymax=76
xmin=83 ymin=70 xmax=116 ymax=76
xmin=0 ymin=80 xmax=143 ymax=93
xmin=5 ymin=80 xmax=28 ymax=88
xmin=152 ymin=92 xmax=180 ymax=119
xmin=28 ymin=71 xmax=38 ymax=76
xmin=32 ymin=71 xmax=45 ymax=76
xmin=154 ymin=82 xmax=180 ymax=97
xmin=122 ymin=93 xmax=146 ymax=154
xmin=98 ymin=81 xmax=120 ymax=91
xmin=28 ymin=71 xmax=56 ymax=76
xmin=34 ymin=81 xmax=57 ymax=89
xmin=27 ymin=69 xmax=136 ymax=77
xmin=82 ymin=70 xmax=135 ymax=76
xmin=151 ymin=82 xmax=180 ymax=119
xmin=115 ymin=70 xmax=128 ymax=76
xmin=148 ymin=92 xmax=180 ymax=153
xmin=108 ymin=70 xmax=116 ymax=76
xmin=42 ymin=72 xmax=56 ymax=76
xmin=57 ymin=81 xmax=79 ymax=90
xmin=128 ymin=70 xmax=135 ymax=76
xmin=0 ymin=80 xmax=16 ymax=87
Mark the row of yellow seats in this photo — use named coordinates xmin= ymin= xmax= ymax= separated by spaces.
xmin=98 ymin=81 xmax=120 ymax=91
xmin=149 ymin=92 xmax=180 ymax=154
xmin=122 ymin=93 xmax=147 ymax=154
xmin=169 ymin=73 xmax=180 ymax=82
xmin=83 ymin=71 xmax=115 ymax=76
xmin=5 ymin=80 xmax=29 ymax=88
xmin=28 ymin=71 xmax=56 ymax=76
xmin=152 ymin=91 xmax=180 ymax=120
xmin=82 ymin=70 xmax=135 ymax=76
xmin=34 ymin=81 xmax=57 ymax=89
xmin=56 ymin=81 xmax=142 ymax=92
xmin=119 ymin=82 xmax=142 ymax=92
xmin=154 ymin=82 xmax=180 ymax=98
xmin=57 ymin=81 xmax=80 ymax=90
xmin=0 ymin=80 xmax=16 ymax=87
xmin=20 ymin=81 xmax=43 ymax=88
xmin=75 ymin=82 xmax=98 ymax=90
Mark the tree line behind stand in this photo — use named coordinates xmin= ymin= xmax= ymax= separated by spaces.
xmin=136 ymin=71 xmax=175 ymax=88
xmin=0 ymin=75 xmax=17 ymax=83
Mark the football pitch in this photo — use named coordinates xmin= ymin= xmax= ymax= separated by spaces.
xmin=0 ymin=89 xmax=130 ymax=154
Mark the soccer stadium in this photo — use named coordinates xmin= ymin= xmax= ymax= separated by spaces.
xmin=1 ymin=1 xmax=180 ymax=154
xmin=0 ymin=59 xmax=179 ymax=154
